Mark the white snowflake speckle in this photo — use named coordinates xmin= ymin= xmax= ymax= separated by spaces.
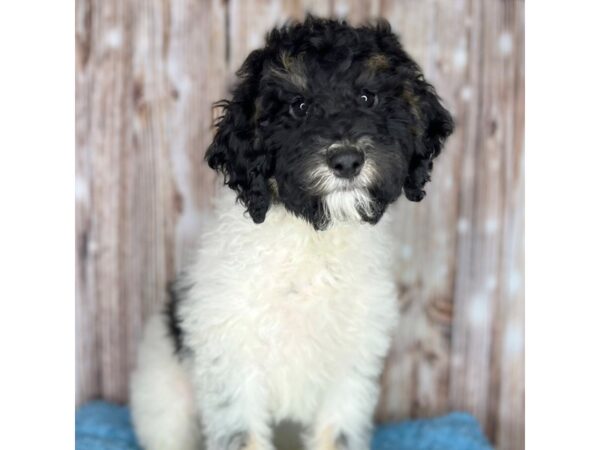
xmin=75 ymin=175 xmax=89 ymax=203
xmin=457 ymin=217 xmax=470 ymax=234
xmin=468 ymin=296 xmax=488 ymax=325
xmin=503 ymin=323 xmax=523 ymax=356
xmin=460 ymin=85 xmax=473 ymax=102
xmin=508 ymin=270 xmax=523 ymax=296
xmin=445 ymin=176 xmax=454 ymax=189
xmin=104 ymin=28 xmax=122 ymax=49
xmin=485 ymin=276 xmax=498 ymax=291
xmin=249 ymin=32 xmax=262 ymax=50
xmin=334 ymin=2 xmax=350 ymax=17
xmin=88 ymin=240 xmax=99 ymax=255
xmin=498 ymin=32 xmax=513 ymax=56
xmin=453 ymin=46 xmax=468 ymax=70
xmin=485 ymin=218 xmax=499 ymax=234
xmin=401 ymin=245 xmax=413 ymax=259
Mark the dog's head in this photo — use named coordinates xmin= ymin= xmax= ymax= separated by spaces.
xmin=206 ymin=16 xmax=454 ymax=229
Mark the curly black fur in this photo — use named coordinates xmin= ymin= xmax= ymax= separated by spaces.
xmin=206 ymin=16 xmax=453 ymax=229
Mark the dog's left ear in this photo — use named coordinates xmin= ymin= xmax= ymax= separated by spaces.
xmin=402 ymin=78 xmax=454 ymax=202
xmin=206 ymin=49 xmax=272 ymax=223
xmin=372 ymin=21 xmax=454 ymax=201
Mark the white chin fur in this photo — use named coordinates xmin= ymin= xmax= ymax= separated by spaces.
xmin=323 ymin=188 xmax=374 ymax=224
xmin=309 ymin=159 xmax=378 ymax=226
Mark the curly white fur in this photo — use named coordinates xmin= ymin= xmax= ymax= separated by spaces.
xmin=130 ymin=189 xmax=399 ymax=450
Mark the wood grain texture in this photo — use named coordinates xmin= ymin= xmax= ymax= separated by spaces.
xmin=76 ymin=1 xmax=524 ymax=448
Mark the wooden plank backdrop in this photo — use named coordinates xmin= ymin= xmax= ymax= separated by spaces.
xmin=76 ymin=0 xmax=524 ymax=448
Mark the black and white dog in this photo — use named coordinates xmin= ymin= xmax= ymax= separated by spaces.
xmin=131 ymin=16 xmax=453 ymax=450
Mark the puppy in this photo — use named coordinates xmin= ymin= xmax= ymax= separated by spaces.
xmin=131 ymin=16 xmax=453 ymax=450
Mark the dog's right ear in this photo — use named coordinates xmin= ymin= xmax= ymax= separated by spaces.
xmin=206 ymin=49 xmax=273 ymax=224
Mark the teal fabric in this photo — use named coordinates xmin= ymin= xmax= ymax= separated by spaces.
xmin=371 ymin=412 xmax=493 ymax=450
xmin=76 ymin=402 xmax=138 ymax=450
xmin=76 ymin=401 xmax=493 ymax=450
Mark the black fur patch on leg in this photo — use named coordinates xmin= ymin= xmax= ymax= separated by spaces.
xmin=163 ymin=280 xmax=191 ymax=356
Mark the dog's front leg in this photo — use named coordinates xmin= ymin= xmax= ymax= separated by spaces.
xmin=194 ymin=364 xmax=274 ymax=450
xmin=305 ymin=374 xmax=380 ymax=450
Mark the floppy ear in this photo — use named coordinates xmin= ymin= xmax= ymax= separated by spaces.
xmin=372 ymin=20 xmax=454 ymax=201
xmin=402 ymin=77 xmax=454 ymax=202
xmin=206 ymin=49 xmax=273 ymax=223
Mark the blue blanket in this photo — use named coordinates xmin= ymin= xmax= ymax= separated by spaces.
xmin=76 ymin=401 xmax=493 ymax=450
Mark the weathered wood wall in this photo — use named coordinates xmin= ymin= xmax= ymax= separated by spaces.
xmin=76 ymin=1 xmax=524 ymax=448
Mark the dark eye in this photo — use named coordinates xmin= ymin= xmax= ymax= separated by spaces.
xmin=290 ymin=98 xmax=309 ymax=119
xmin=359 ymin=90 xmax=378 ymax=108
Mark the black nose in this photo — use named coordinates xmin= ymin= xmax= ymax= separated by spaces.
xmin=327 ymin=148 xmax=365 ymax=178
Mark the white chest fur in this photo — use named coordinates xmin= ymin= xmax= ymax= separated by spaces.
xmin=178 ymin=192 xmax=399 ymax=423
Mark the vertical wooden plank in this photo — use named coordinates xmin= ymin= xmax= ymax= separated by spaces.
xmin=376 ymin=0 xmax=471 ymax=421
xmin=449 ymin=2 xmax=524 ymax=449
xmin=84 ymin=0 xmax=134 ymax=402
xmin=121 ymin=0 xmax=178 ymax=403
xmin=494 ymin=157 xmax=524 ymax=450
xmin=448 ymin=0 xmax=496 ymax=427
xmin=76 ymin=0 xmax=100 ymax=405
xmin=492 ymin=3 xmax=525 ymax=449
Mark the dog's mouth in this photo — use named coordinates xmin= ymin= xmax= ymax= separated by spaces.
xmin=328 ymin=177 xmax=363 ymax=192
xmin=308 ymin=158 xmax=377 ymax=196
